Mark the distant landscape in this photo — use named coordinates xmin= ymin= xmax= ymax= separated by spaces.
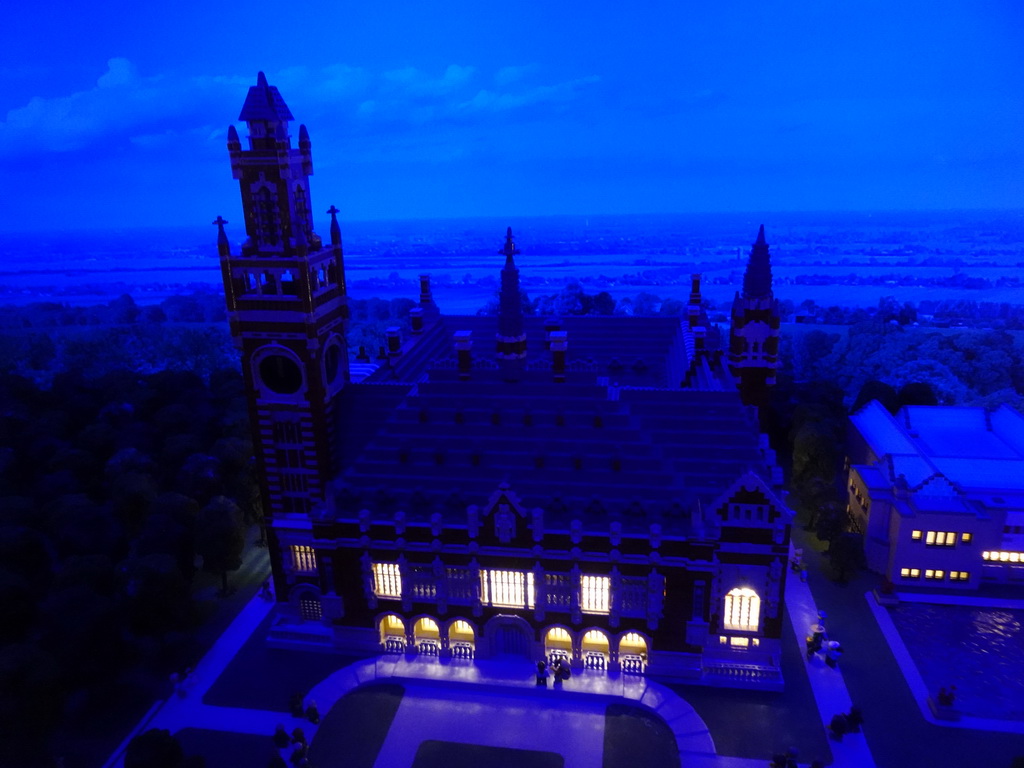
xmin=2 ymin=210 xmax=1023 ymax=312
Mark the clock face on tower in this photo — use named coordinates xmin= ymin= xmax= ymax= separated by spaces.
xmin=253 ymin=346 xmax=306 ymax=397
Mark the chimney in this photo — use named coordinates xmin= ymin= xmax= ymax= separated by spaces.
xmin=419 ymin=274 xmax=439 ymax=316
xmin=386 ymin=327 xmax=402 ymax=356
xmin=549 ymin=330 xmax=568 ymax=382
xmin=410 ymin=307 xmax=424 ymax=333
xmin=544 ymin=318 xmax=561 ymax=349
xmin=454 ymin=330 xmax=472 ymax=380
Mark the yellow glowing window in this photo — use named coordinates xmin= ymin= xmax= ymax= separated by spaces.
xmin=924 ymin=570 xmax=945 ymax=580
xmin=730 ymin=636 xmax=750 ymax=647
xmin=907 ymin=568 xmax=920 ymax=578
xmin=373 ymin=563 xmax=402 ymax=599
xmin=723 ymin=587 xmax=760 ymax=632
xmin=925 ymin=531 xmax=935 ymax=545
xmin=382 ymin=614 xmax=404 ymax=633
xmin=961 ymin=533 xmax=972 ymax=544
xmin=289 ymin=545 xmax=317 ymax=573
xmin=415 ymin=617 xmax=439 ymax=635
xmin=452 ymin=620 xmax=474 ymax=635
xmin=900 ymin=568 xmax=911 ymax=578
xmin=949 ymin=571 xmax=969 ymax=581
xmin=912 ymin=530 xmax=922 ymax=540
xmin=480 ymin=569 xmax=535 ymax=609
xmin=581 ymin=575 xmax=611 ymax=614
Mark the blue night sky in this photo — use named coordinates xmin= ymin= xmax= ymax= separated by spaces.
xmin=1 ymin=0 xmax=1022 ymax=232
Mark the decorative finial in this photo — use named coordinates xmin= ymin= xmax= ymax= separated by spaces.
xmin=499 ymin=226 xmax=520 ymax=266
xmin=755 ymin=224 xmax=766 ymax=246
xmin=213 ymin=216 xmax=230 ymax=256
xmin=327 ymin=205 xmax=341 ymax=247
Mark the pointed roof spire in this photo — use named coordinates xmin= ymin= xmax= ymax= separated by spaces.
xmin=327 ymin=205 xmax=342 ymax=247
xmin=500 ymin=226 xmax=520 ymax=268
xmin=239 ymin=71 xmax=294 ymax=122
xmin=742 ymin=224 xmax=772 ymax=298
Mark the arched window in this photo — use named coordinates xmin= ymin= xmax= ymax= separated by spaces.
xmin=723 ymin=587 xmax=760 ymax=632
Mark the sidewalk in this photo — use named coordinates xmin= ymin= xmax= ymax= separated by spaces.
xmin=785 ymin=545 xmax=877 ymax=768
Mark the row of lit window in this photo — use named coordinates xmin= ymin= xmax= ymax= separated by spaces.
xmin=982 ymin=551 xmax=1024 ymax=563
xmin=900 ymin=568 xmax=969 ymax=581
xmin=910 ymin=530 xmax=971 ymax=546
xmin=373 ymin=564 xmax=612 ymax=614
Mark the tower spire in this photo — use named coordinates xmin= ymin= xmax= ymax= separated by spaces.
xmin=742 ymin=224 xmax=772 ymax=299
xmin=496 ymin=227 xmax=526 ymax=380
xmin=729 ymin=225 xmax=780 ymax=410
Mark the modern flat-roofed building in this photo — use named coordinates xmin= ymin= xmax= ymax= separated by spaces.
xmin=848 ymin=400 xmax=1024 ymax=589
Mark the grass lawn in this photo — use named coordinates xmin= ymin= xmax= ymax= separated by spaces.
xmin=412 ymin=740 xmax=565 ymax=768
xmin=603 ymin=702 xmax=680 ymax=768
xmin=307 ymin=683 xmax=405 ymax=768
xmin=176 ymin=728 xmax=277 ymax=768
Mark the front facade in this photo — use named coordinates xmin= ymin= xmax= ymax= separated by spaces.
xmin=848 ymin=400 xmax=1024 ymax=590
xmin=219 ymin=74 xmax=792 ymax=688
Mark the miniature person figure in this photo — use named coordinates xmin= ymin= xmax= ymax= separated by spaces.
xmin=846 ymin=705 xmax=864 ymax=732
xmin=261 ymin=579 xmax=273 ymax=600
xmin=291 ymin=727 xmax=306 ymax=745
xmin=825 ymin=641 xmax=843 ymax=668
xmin=267 ymin=753 xmax=288 ymax=768
xmin=829 ymin=713 xmax=848 ymax=741
xmin=273 ymin=724 xmax=291 ymax=749
xmin=305 ymin=700 xmax=319 ymax=724
xmin=536 ymin=660 xmax=548 ymax=687
xmin=553 ymin=659 xmax=563 ymax=687
xmin=289 ymin=742 xmax=307 ymax=766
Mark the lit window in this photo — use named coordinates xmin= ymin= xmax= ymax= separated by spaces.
xmin=730 ymin=636 xmax=750 ymax=647
xmin=581 ymin=575 xmax=611 ymax=614
xmin=373 ymin=563 xmax=402 ymax=599
xmin=961 ymin=533 xmax=972 ymax=544
xmin=926 ymin=531 xmax=956 ymax=547
xmin=299 ymin=595 xmax=321 ymax=620
xmin=382 ymin=614 xmax=405 ymax=633
xmin=904 ymin=568 xmax=920 ymax=578
xmin=289 ymin=545 xmax=317 ymax=573
xmin=451 ymin=620 xmax=474 ymax=637
xmin=723 ymin=587 xmax=760 ymax=632
xmin=900 ymin=567 xmax=911 ymax=578
xmin=924 ymin=570 xmax=945 ymax=580
xmin=480 ymin=569 xmax=535 ymax=609
xmin=949 ymin=571 xmax=969 ymax=581
xmin=912 ymin=530 xmax=922 ymax=540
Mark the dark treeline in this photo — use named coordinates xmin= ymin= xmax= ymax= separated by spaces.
xmin=0 ymin=365 xmax=258 ymax=767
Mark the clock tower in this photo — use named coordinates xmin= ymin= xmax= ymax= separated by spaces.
xmin=217 ymin=72 xmax=348 ymax=535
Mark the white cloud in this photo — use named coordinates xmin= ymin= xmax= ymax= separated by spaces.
xmin=494 ymin=64 xmax=539 ymax=86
